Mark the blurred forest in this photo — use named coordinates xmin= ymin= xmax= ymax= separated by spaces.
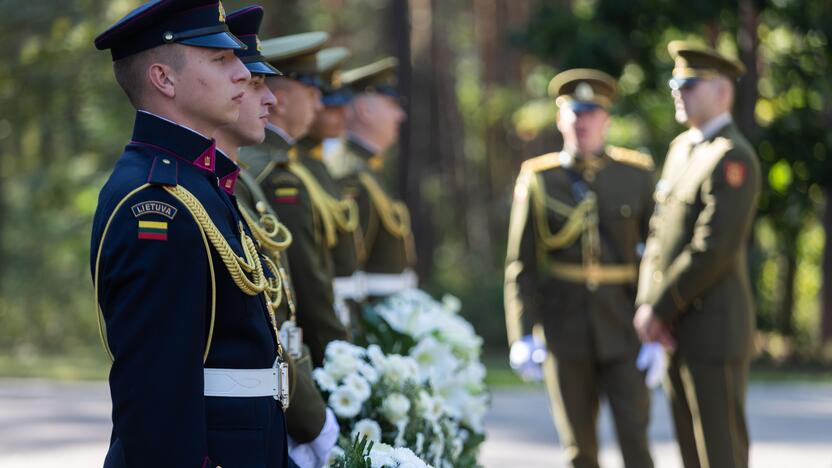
xmin=0 ymin=0 xmax=830 ymax=372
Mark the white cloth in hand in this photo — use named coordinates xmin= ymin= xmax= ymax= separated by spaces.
xmin=287 ymin=437 xmax=317 ymax=468
xmin=636 ymin=342 xmax=667 ymax=389
xmin=309 ymin=408 xmax=340 ymax=467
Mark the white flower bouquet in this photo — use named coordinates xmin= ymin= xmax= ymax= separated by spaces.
xmin=315 ymin=340 xmax=479 ymax=467
xmin=357 ymin=289 xmax=489 ymax=467
xmin=329 ymin=435 xmax=432 ymax=468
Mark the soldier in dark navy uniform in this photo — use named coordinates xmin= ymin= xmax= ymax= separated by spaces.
xmin=91 ymin=2 xmax=288 ymax=467
xmin=215 ymin=8 xmax=339 ymax=468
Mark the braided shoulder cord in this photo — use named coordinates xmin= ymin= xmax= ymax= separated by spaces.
xmin=357 ymin=171 xmax=412 ymax=238
xmin=164 ymin=185 xmax=267 ymax=296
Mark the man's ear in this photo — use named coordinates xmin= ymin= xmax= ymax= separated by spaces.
xmin=355 ymin=97 xmax=374 ymax=122
xmin=272 ymin=89 xmax=289 ymax=116
xmin=147 ymin=63 xmax=177 ymax=99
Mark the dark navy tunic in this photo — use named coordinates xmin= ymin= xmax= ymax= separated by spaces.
xmin=91 ymin=110 xmax=288 ymax=468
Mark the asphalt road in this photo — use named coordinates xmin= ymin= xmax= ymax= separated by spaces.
xmin=1 ymin=379 xmax=831 ymax=467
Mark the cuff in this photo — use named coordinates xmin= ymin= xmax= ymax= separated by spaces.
xmin=652 ymin=280 xmax=686 ymax=322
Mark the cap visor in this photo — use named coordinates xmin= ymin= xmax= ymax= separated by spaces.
xmin=294 ymin=75 xmax=323 ymax=88
xmin=668 ymin=77 xmax=698 ymax=91
xmin=180 ymin=32 xmax=247 ymax=51
xmin=245 ymin=61 xmax=282 ymax=77
xmin=322 ymin=92 xmax=352 ymax=107
xmin=564 ymin=101 xmax=602 ymax=113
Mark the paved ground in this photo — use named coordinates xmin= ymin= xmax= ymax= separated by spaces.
xmin=0 ymin=379 xmax=831 ymax=467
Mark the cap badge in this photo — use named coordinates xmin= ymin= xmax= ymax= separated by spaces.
xmin=575 ymin=82 xmax=594 ymax=101
xmin=256 ymin=37 xmax=262 ymax=53
xmin=218 ymin=1 xmax=226 ymax=23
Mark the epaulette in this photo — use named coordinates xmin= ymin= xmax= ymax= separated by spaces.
xmin=606 ymin=146 xmax=654 ymax=171
xmin=520 ymin=152 xmax=562 ymax=174
xmin=147 ymin=155 xmax=179 ymax=186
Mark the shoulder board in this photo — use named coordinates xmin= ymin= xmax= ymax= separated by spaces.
xmin=520 ymin=152 xmax=561 ymax=174
xmin=606 ymin=146 xmax=654 ymax=171
xmin=147 ymin=155 xmax=179 ymax=186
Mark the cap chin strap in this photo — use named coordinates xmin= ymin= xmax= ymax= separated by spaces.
xmin=164 ymin=24 xmax=242 ymax=46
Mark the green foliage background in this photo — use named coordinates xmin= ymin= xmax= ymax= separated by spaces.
xmin=0 ymin=0 xmax=829 ymax=376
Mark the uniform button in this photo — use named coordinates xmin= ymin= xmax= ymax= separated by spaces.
xmin=620 ymin=205 xmax=632 ymax=217
xmin=162 ymin=158 xmax=171 ymax=165
xmin=652 ymin=271 xmax=663 ymax=282
xmin=255 ymin=201 xmax=267 ymax=214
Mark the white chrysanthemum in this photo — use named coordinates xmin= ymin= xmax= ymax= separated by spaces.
xmin=351 ymin=418 xmax=382 ymax=443
xmin=381 ymin=392 xmax=411 ymax=424
xmin=369 ymin=442 xmax=396 ymax=468
xmin=329 ymin=386 xmax=363 ymax=419
xmin=326 ymin=445 xmax=345 ymax=467
xmin=460 ymin=393 xmax=489 ymax=433
xmin=380 ymin=354 xmax=420 ymax=386
xmin=358 ymin=361 xmax=380 ymax=384
xmin=376 ymin=298 xmax=437 ymax=338
xmin=409 ymin=336 xmax=459 ymax=381
xmin=367 ymin=344 xmax=388 ymax=370
xmin=313 ymin=368 xmax=338 ymax=392
xmin=416 ymin=391 xmax=445 ymax=423
xmin=393 ymin=447 xmax=428 ymax=467
xmin=457 ymin=361 xmax=487 ymax=391
xmin=326 ymin=340 xmax=366 ymax=360
xmin=324 ymin=352 xmax=362 ymax=381
xmin=441 ymin=294 xmax=462 ymax=314
xmin=433 ymin=312 xmax=481 ymax=358
xmin=343 ymin=373 xmax=372 ymax=402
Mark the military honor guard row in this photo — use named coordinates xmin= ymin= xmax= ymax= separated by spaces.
xmin=89 ymin=0 xmax=759 ymax=467
xmin=91 ymin=1 xmax=415 ymax=467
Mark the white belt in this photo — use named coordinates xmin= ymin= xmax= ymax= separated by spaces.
xmin=364 ymin=269 xmax=418 ymax=297
xmin=333 ymin=272 xmax=367 ymax=301
xmin=204 ymin=365 xmax=287 ymax=403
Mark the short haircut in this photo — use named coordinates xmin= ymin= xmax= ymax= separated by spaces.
xmin=113 ymin=44 xmax=186 ymax=108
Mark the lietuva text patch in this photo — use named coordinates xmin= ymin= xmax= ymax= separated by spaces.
xmin=131 ymin=201 xmax=178 ymax=219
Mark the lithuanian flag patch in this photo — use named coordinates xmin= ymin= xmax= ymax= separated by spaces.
xmin=275 ymin=187 xmax=299 ymax=204
xmin=137 ymin=220 xmax=168 ymax=240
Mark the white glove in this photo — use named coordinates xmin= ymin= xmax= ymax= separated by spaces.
xmin=636 ymin=342 xmax=667 ymax=389
xmin=509 ymin=335 xmax=546 ymax=382
xmin=310 ymin=408 xmax=340 ymax=467
xmin=287 ymin=438 xmax=317 ymax=468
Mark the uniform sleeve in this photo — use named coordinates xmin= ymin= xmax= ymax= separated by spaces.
xmin=94 ymin=186 xmax=210 ymax=467
xmin=504 ymin=171 xmax=541 ymax=344
xmin=265 ymin=171 xmax=348 ymax=368
xmin=651 ymin=151 xmax=760 ymax=322
xmin=639 ymin=171 xmax=657 ymax=244
xmin=284 ymin=346 xmax=328 ymax=442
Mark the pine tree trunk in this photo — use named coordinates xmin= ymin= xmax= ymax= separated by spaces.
xmin=821 ymin=188 xmax=832 ymax=343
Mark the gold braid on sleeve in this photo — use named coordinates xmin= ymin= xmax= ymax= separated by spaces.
xmin=239 ymin=205 xmax=293 ymax=253
xmin=288 ymin=162 xmax=360 ymax=248
xmin=357 ymin=172 xmax=412 ymax=239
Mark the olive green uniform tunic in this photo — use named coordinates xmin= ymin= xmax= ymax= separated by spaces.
xmin=637 ymin=121 xmax=760 ymax=468
xmin=504 ymin=146 xmax=656 ymax=468
xmin=239 ymin=128 xmax=349 ymax=368
xmin=335 ymin=137 xmax=417 ymax=299
xmin=234 ymin=167 xmax=327 ymax=443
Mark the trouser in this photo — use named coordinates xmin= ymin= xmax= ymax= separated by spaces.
xmin=542 ymin=353 xmax=654 ymax=468
xmin=666 ymin=354 xmax=750 ymax=468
